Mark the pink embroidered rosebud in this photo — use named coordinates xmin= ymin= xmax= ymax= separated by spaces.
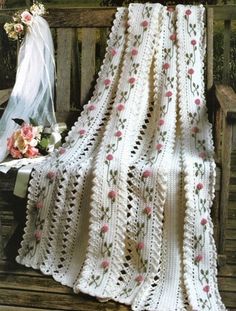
xmin=197 ymin=183 xmax=204 ymax=190
xmin=108 ymin=190 xmax=117 ymax=199
xmin=188 ymin=68 xmax=194 ymax=75
xmin=192 ymin=126 xmax=200 ymax=134
xmin=101 ymin=224 xmax=109 ymax=233
xmin=128 ymin=77 xmax=136 ymax=84
xmin=58 ymin=147 xmax=66 ymax=155
xmin=101 ymin=260 xmax=110 ymax=269
xmin=116 ymin=104 xmax=125 ymax=111
xmin=203 ymin=285 xmax=210 ymax=293
xmin=165 ymin=91 xmax=173 ymax=97
xmin=201 ymin=218 xmax=208 ymax=225
xmin=88 ymin=104 xmax=96 ymax=111
xmin=144 ymin=206 xmax=152 ymax=216
xmin=106 ymin=154 xmax=113 ymax=161
xmin=79 ymin=129 xmax=86 ymax=136
xmin=115 ymin=130 xmax=122 ymax=138
xmin=131 ymin=48 xmax=138 ymax=56
xmin=143 ymin=169 xmax=152 ymax=178
xmin=191 ymin=39 xmax=197 ymax=46
xmin=46 ymin=171 xmax=56 ymax=180
xmin=158 ymin=119 xmax=165 ymax=126
xmin=137 ymin=242 xmax=145 ymax=250
xmin=163 ymin=63 xmax=170 ymax=70
xmin=36 ymin=201 xmax=43 ymax=209
xmin=199 ymin=152 xmax=207 ymax=159
xmin=156 ymin=143 xmax=163 ymax=151
xmin=104 ymin=79 xmax=111 ymax=86
xmin=195 ymin=98 xmax=201 ymax=105
xmin=170 ymin=33 xmax=176 ymax=41
xmin=141 ymin=20 xmax=148 ymax=28
xmin=111 ymin=48 xmax=117 ymax=56
xmin=135 ymin=274 xmax=144 ymax=284
xmin=185 ymin=9 xmax=192 ymax=16
xmin=195 ymin=254 xmax=203 ymax=262
xmin=34 ymin=230 xmax=42 ymax=241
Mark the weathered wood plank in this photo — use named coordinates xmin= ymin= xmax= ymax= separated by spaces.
xmin=219 ymin=264 xmax=236 ymax=277
xmin=0 ymin=306 xmax=61 ymax=311
xmin=215 ymin=84 xmax=236 ymax=121
xmin=223 ymin=20 xmax=231 ymax=84
xmin=0 ymin=289 xmax=129 ymax=311
xmin=0 ymin=261 xmax=43 ymax=277
xmin=221 ymin=291 xmax=236 ymax=308
xmin=0 ymin=88 xmax=11 ymax=106
xmin=218 ymin=276 xmax=236 ymax=292
xmin=80 ymin=28 xmax=96 ymax=106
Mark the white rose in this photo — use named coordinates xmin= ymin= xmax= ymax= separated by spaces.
xmin=30 ymin=3 xmax=46 ymax=16
xmin=21 ymin=11 xmax=33 ymax=26
xmin=4 ymin=22 xmax=14 ymax=34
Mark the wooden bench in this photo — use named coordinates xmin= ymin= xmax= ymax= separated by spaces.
xmin=0 ymin=5 xmax=236 ymax=265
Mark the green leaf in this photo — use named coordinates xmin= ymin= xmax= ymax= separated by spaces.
xmin=12 ymin=118 xmax=25 ymax=126
xmin=39 ymin=137 xmax=49 ymax=149
xmin=29 ymin=117 xmax=38 ymax=126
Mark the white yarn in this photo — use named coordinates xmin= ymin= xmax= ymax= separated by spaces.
xmin=16 ymin=4 xmax=225 ymax=311
xmin=0 ymin=15 xmax=56 ymax=162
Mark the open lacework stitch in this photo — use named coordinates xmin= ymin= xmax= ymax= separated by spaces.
xmin=16 ymin=4 xmax=226 ymax=311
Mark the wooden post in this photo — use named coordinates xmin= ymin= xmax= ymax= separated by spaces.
xmin=222 ymin=20 xmax=231 ymax=84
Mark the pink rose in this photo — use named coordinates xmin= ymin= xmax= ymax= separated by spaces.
xmin=104 ymin=79 xmax=111 ymax=86
xmin=203 ymin=285 xmax=210 ymax=293
xmin=7 ymin=136 xmax=14 ymax=150
xmin=115 ymin=130 xmax=122 ymax=138
xmin=14 ymin=23 xmax=24 ymax=33
xmin=21 ymin=124 xmax=34 ymax=140
xmin=108 ymin=190 xmax=117 ymax=199
xmin=195 ymin=254 xmax=203 ymax=262
xmin=156 ymin=143 xmax=163 ymax=151
xmin=131 ymin=48 xmax=138 ymax=56
xmin=101 ymin=224 xmax=109 ymax=233
xmin=191 ymin=39 xmax=197 ymax=46
xmin=143 ymin=169 xmax=152 ymax=178
xmin=158 ymin=119 xmax=165 ymax=126
xmin=185 ymin=9 xmax=192 ymax=16
xmin=116 ymin=104 xmax=125 ymax=111
xmin=10 ymin=147 xmax=22 ymax=159
xmin=188 ymin=68 xmax=194 ymax=75
xmin=163 ymin=63 xmax=170 ymax=70
xmin=79 ymin=129 xmax=86 ymax=136
xmin=135 ymin=274 xmax=144 ymax=284
xmin=34 ymin=230 xmax=42 ymax=241
xmin=141 ymin=20 xmax=148 ymax=28
xmin=195 ymin=98 xmax=201 ymax=105
xmin=21 ymin=11 xmax=33 ymax=25
xmin=101 ymin=260 xmax=109 ymax=269
xmin=170 ymin=33 xmax=176 ymax=41
xmin=106 ymin=154 xmax=113 ymax=161
xmin=144 ymin=206 xmax=152 ymax=215
xmin=165 ymin=91 xmax=173 ymax=97
xmin=136 ymin=242 xmax=144 ymax=250
xmin=201 ymin=218 xmax=208 ymax=225
xmin=197 ymin=183 xmax=204 ymax=190
xmin=36 ymin=201 xmax=43 ymax=209
xmin=25 ymin=146 xmax=39 ymax=158
xmin=88 ymin=104 xmax=96 ymax=111
xmin=128 ymin=77 xmax=136 ymax=84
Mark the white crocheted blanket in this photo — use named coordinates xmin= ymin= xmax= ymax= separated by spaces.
xmin=16 ymin=4 xmax=226 ymax=311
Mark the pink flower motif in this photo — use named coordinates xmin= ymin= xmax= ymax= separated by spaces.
xmin=201 ymin=218 xmax=208 ymax=225
xmin=185 ymin=9 xmax=192 ymax=16
xmin=199 ymin=152 xmax=207 ymax=159
xmin=25 ymin=146 xmax=39 ymax=158
xmin=108 ymin=190 xmax=117 ymax=199
xmin=36 ymin=201 xmax=43 ymax=209
xmin=58 ymin=147 xmax=66 ymax=155
xmin=203 ymin=285 xmax=210 ymax=293
xmin=167 ymin=6 xmax=175 ymax=12
xmin=34 ymin=230 xmax=42 ymax=241
xmin=141 ymin=20 xmax=148 ymax=28
xmin=165 ymin=91 xmax=173 ymax=97
xmin=195 ymin=254 xmax=203 ymax=262
xmin=137 ymin=242 xmax=145 ymax=250
xmin=101 ymin=224 xmax=109 ymax=233
xmin=104 ymin=79 xmax=111 ymax=86
xmin=170 ymin=33 xmax=176 ymax=41
xmin=188 ymin=68 xmax=194 ymax=75
xmin=131 ymin=48 xmax=138 ymax=56
xmin=101 ymin=260 xmax=110 ymax=269
xmin=144 ymin=206 xmax=152 ymax=215
xmin=128 ymin=77 xmax=136 ymax=84
xmin=197 ymin=183 xmax=204 ymax=190
xmin=163 ymin=63 xmax=170 ymax=70
xmin=106 ymin=154 xmax=113 ymax=161
xmin=88 ymin=104 xmax=96 ymax=111
xmin=192 ymin=126 xmax=200 ymax=134
xmin=111 ymin=48 xmax=117 ymax=56
xmin=191 ymin=39 xmax=197 ymax=46
xmin=143 ymin=169 xmax=152 ymax=178
xmin=158 ymin=119 xmax=165 ymax=126
xmin=46 ymin=171 xmax=56 ymax=180
xmin=115 ymin=130 xmax=122 ymax=138
xmin=156 ymin=143 xmax=163 ymax=151
xmin=21 ymin=11 xmax=33 ymax=25
xmin=116 ymin=104 xmax=125 ymax=111
xmin=79 ymin=129 xmax=86 ymax=136
xmin=195 ymin=98 xmax=201 ymax=105
xmin=135 ymin=274 xmax=144 ymax=284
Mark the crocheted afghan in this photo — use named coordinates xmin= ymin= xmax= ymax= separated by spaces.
xmin=16 ymin=4 xmax=226 ymax=311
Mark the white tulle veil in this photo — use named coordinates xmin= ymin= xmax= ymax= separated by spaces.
xmin=0 ymin=15 xmax=56 ymax=162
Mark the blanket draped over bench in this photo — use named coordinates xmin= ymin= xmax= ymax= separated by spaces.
xmin=16 ymin=4 xmax=225 ymax=310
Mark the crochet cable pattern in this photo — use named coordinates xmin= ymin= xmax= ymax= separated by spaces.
xmin=16 ymin=4 xmax=226 ymax=311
